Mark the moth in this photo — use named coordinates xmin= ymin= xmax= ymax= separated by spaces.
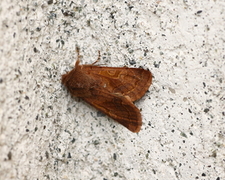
xmin=62 ymin=48 xmax=152 ymax=133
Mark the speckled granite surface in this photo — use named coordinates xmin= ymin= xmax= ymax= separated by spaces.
xmin=0 ymin=1 xmax=224 ymax=180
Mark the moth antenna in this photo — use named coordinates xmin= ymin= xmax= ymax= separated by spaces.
xmin=92 ymin=50 xmax=101 ymax=65
xmin=75 ymin=59 xmax=80 ymax=67
xmin=76 ymin=46 xmax=80 ymax=56
xmin=75 ymin=46 xmax=81 ymax=66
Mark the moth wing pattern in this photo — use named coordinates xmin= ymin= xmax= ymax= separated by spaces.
xmin=82 ymin=65 xmax=152 ymax=102
xmin=82 ymin=89 xmax=142 ymax=132
xmin=62 ymin=49 xmax=153 ymax=133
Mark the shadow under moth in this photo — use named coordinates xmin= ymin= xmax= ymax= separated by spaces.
xmin=62 ymin=48 xmax=152 ymax=133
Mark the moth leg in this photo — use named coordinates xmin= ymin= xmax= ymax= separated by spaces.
xmin=92 ymin=51 xmax=101 ymax=65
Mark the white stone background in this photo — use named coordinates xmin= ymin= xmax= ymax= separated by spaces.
xmin=0 ymin=0 xmax=224 ymax=180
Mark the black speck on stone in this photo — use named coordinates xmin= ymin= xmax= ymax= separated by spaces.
xmin=216 ymin=177 xmax=220 ymax=180
xmin=67 ymin=107 xmax=71 ymax=113
xmin=68 ymin=152 xmax=72 ymax=158
xmin=26 ymin=129 xmax=29 ymax=132
xmin=34 ymin=127 xmax=38 ymax=131
xmin=128 ymin=5 xmax=134 ymax=11
xmin=0 ymin=78 xmax=3 ymax=83
xmin=196 ymin=10 xmax=202 ymax=14
xmin=203 ymin=82 xmax=206 ymax=88
xmin=7 ymin=151 xmax=12 ymax=160
xmin=39 ymin=156 xmax=43 ymax=162
xmin=62 ymin=10 xmax=74 ymax=17
xmin=57 ymin=148 xmax=61 ymax=153
xmin=71 ymin=138 xmax=76 ymax=143
xmin=47 ymin=0 xmax=53 ymax=5
xmin=143 ymin=49 xmax=149 ymax=56
xmin=202 ymin=173 xmax=206 ymax=176
xmin=97 ymin=111 xmax=105 ymax=117
xmin=129 ymin=59 xmax=136 ymax=65
xmin=188 ymin=109 xmax=192 ymax=113
xmin=211 ymin=150 xmax=217 ymax=158
xmin=48 ymin=105 xmax=53 ymax=110
xmin=34 ymin=47 xmax=38 ymax=53
xmin=25 ymin=96 xmax=29 ymax=100
xmin=113 ymin=153 xmax=117 ymax=160
xmin=93 ymin=140 xmax=100 ymax=146
xmin=36 ymin=27 xmax=41 ymax=31
xmin=45 ymin=151 xmax=49 ymax=159
xmin=110 ymin=12 xmax=115 ymax=19
xmin=60 ymin=40 xmax=65 ymax=45
xmin=204 ymin=108 xmax=209 ymax=113
xmin=87 ymin=19 xmax=91 ymax=26
xmin=180 ymin=132 xmax=187 ymax=138
xmin=154 ymin=61 xmax=161 ymax=68
xmin=62 ymin=10 xmax=70 ymax=16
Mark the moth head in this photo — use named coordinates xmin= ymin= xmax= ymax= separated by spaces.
xmin=62 ymin=70 xmax=73 ymax=86
xmin=62 ymin=60 xmax=80 ymax=85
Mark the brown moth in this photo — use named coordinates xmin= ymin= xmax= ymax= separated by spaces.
xmin=62 ymin=48 xmax=152 ymax=133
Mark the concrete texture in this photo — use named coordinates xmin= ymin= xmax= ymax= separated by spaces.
xmin=0 ymin=0 xmax=224 ymax=180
